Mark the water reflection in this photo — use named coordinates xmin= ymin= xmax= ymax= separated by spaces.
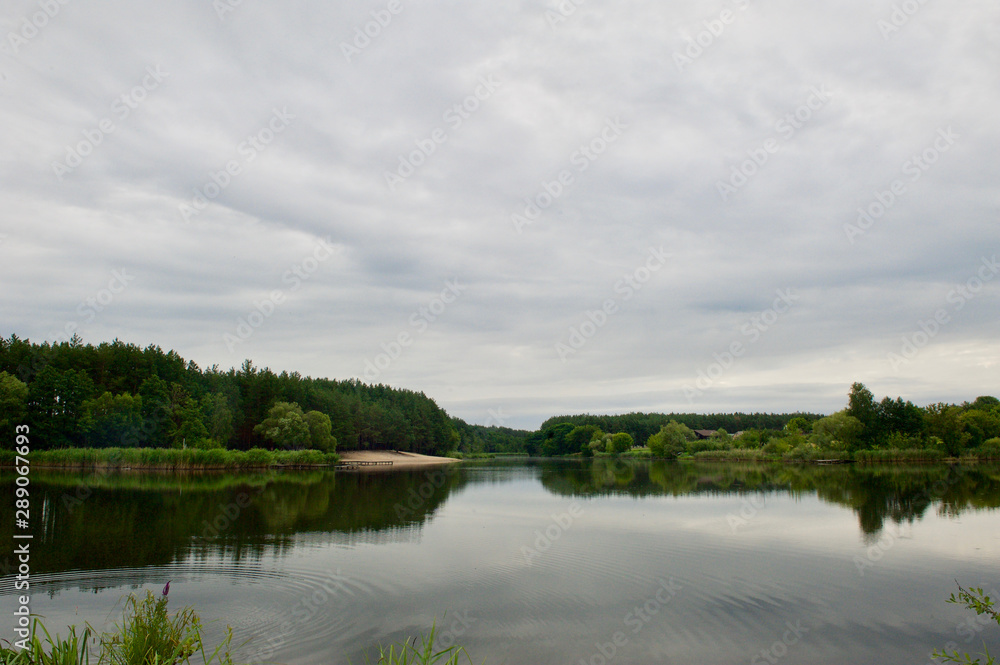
xmin=539 ymin=459 xmax=1000 ymax=537
xmin=0 ymin=465 xmax=468 ymax=579
xmin=2 ymin=461 xmax=998 ymax=578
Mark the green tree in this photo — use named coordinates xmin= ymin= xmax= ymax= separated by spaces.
xmin=608 ymin=432 xmax=634 ymax=455
xmin=254 ymin=402 xmax=310 ymax=449
xmin=810 ymin=411 xmax=864 ymax=451
xmin=81 ymin=392 xmax=144 ymax=448
xmin=200 ymin=393 xmax=235 ymax=447
xmin=539 ymin=422 xmax=576 ymax=456
xmin=0 ymin=371 xmax=28 ymax=445
xmin=170 ymin=396 xmax=210 ymax=448
xmin=567 ymin=425 xmax=603 ymax=454
xmin=27 ymin=366 xmax=94 ymax=448
xmin=785 ymin=417 xmax=811 ymax=434
xmin=847 ymin=382 xmax=878 ymax=444
xmin=647 ymin=421 xmax=694 ymax=457
xmin=304 ymin=410 xmax=337 ymax=452
xmin=924 ymin=402 xmax=970 ymax=456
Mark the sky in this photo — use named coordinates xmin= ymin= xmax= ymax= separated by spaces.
xmin=1 ymin=0 xmax=997 ymax=430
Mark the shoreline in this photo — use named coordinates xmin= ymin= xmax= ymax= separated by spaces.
xmin=336 ymin=450 xmax=460 ymax=469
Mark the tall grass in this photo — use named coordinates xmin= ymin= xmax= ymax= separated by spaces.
xmin=1 ymin=619 xmax=92 ymax=665
xmin=693 ymin=449 xmax=776 ymax=462
xmin=1 ymin=595 xmax=481 ymax=665
xmin=360 ymin=622 xmax=479 ymax=665
xmin=0 ymin=591 xmax=234 ymax=665
xmin=0 ymin=447 xmax=339 ymax=470
xmin=854 ymin=448 xmax=945 ymax=463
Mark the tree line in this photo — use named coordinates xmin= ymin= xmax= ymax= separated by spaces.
xmin=0 ymin=335 xmax=457 ymax=455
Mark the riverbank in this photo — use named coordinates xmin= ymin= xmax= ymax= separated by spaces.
xmin=0 ymin=447 xmax=339 ymax=470
xmin=337 ymin=450 xmax=460 ymax=469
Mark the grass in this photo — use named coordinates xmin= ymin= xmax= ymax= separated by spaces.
xmin=693 ymin=449 xmax=777 ymax=462
xmin=0 ymin=447 xmax=339 ymax=470
xmin=0 ymin=590 xmax=235 ymax=665
xmin=1 ymin=594 xmax=481 ymax=665
xmin=854 ymin=448 xmax=946 ymax=463
xmin=359 ymin=622 xmax=480 ymax=665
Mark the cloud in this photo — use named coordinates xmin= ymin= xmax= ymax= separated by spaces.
xmin=2 ymin=0 xmax=998 ymax=429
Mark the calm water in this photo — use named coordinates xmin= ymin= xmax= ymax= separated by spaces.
xmin=2 ymin=460 xmax=999 ymax=664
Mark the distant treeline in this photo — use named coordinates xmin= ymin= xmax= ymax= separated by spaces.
xmin=0 ymin=335 xmax=456 ymax=455
xmin=534 ymin=411 xmax=820 ymax=450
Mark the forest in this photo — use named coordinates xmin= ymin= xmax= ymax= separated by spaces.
xmin=530 ymin=383 xmax=1000 ymax=461
xmin=0 ymin=335 xmax=457 ymax=455
xmin=2 ymin=335 xmax=997 ymax=463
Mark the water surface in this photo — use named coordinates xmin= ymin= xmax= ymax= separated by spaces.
xmin=2 ymin=460 xmax=999 ymax=664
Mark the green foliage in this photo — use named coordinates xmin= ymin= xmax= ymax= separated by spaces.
xmin=607 ymin=432 xmax=634 ymax=455
xmin=0 ymin=591 xmax=234 ymax=665
xmin=0 ymin=371 xmax=28 ymax=446
xmin=535 ymin=422 xmax=577 ymax=456
xmin=81 ymin=392 xmax=145 ymax=448
xmin=8 ymin=446 xmax=338 ymax=469
xmin=0 ymin=618 xmax=92 ymax=665
xmin=0 ymin=336 xmax=457 ymax=456
xmin=450 ymin=418 xmax=531 ymax=455
xmin=254 ymin=402 xmax=312 ymax=450
xmin=567 ymin=425 xmax=603 ymax=456
xmin=809 ymin=411 xmax=863 ymax=451
xmin=647 ymin=421 xmax=694 ymax=458
xmin=785 ymin=417 xmax=811 ymax=434
xmin=304 ymin=410 xmax=338 ymax=452
xmin=934 ymin=584 xmax=999 ymax=664
xmin=854 ymin=448 xmax=945 ymax=463
xmin=360 ymin=621 xmax=479 ymax=665
xmin=538 ymin=411 xmax=821 ymax=448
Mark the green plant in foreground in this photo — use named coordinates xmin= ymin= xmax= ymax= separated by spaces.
xmin=360 ymin=622 xmax=480 ymax=665
xmin=0 ymin=588 xmax=234 ymax=665
xmin=101 ymin=591 xmax=234 ymax=665
xmin=0 ymin=619 xmax=93 ymax=665
xmin=935 ymin=584 xmax=1000 ymax=664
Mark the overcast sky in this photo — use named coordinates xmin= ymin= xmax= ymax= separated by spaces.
xmin=1 ymin=0 xmax=997 ymax=429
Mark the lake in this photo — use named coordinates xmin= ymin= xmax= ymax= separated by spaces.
xmin=2 ymin=460 xmax=999 ymax=664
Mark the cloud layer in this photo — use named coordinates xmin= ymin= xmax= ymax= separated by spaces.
xmin=2 ymin=0 xmax=998 ymax=428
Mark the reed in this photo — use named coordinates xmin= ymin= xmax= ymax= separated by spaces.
xmin=0 ymin=447 xmax=339 ymax=470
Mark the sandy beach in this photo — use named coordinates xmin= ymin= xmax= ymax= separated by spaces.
xmin=337 ymin=450 xmax=460 ymax=468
